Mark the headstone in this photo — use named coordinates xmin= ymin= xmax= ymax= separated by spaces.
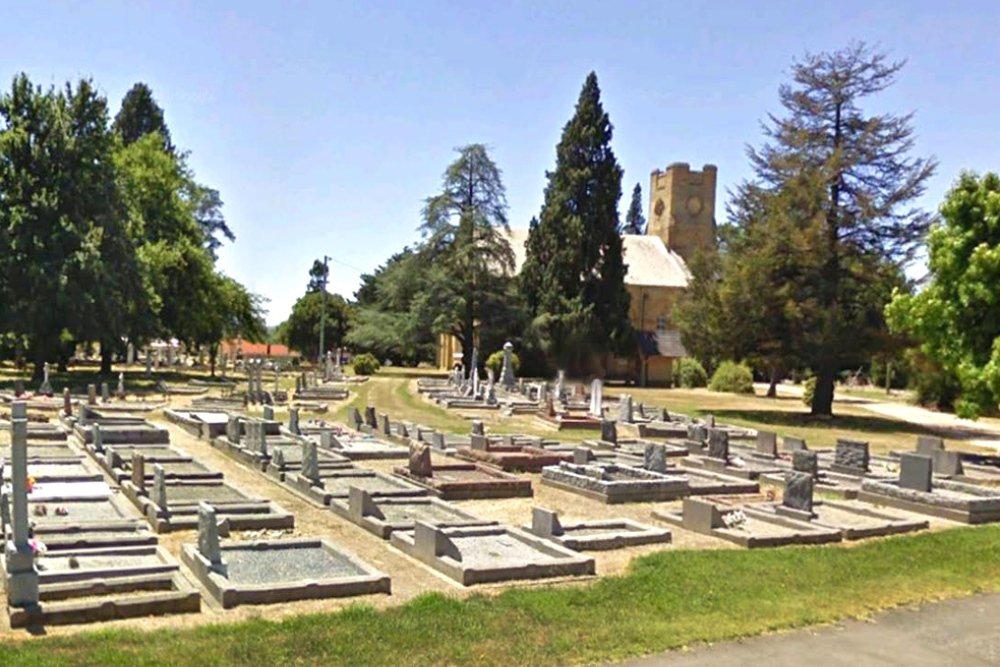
xmin=364 ymin=406 xmax=378 ymax=429
xmin=783 ymin=436 xmax=808 ymax=452
xmin=413 ymin=521 xmax=460 ymax=561
xmin=470 ymin=434 xmax=489 ymax=451
xmin=431 ymin=432 xmax=446 ymax=450
xmin=682 ymin=498 xmax=725 ymax=532
xmin=92 ymin=424 xmax=104 ymax=453
xmin=131 ymin=452 xmax=146 ymax=490
xmin=644 ymin=443 xmax=667 ymax=473
xmin=5 ymin=401 xmax=39 ymax=607
xmin=783 ymin=471 xmax=814 ymax=514
xmin=589 ymin=379 xmax=603 ymax=418
xmin=916 ymin=436 xmax=945 ymax=455
xmin=349 ymin=406 xmax=363 ymax=429
xmin=117 ymin=372 xmax=125 ymax=399
xmin=470 ymin=347 xmax=479 ymax=396
xmin=537 ymin=383 xmax=548 ymax=405
xmin=755 ymin=431 xmax=778 ymax=458
xmin=288 ymin=408 xmax=300 ymax=435
xmin=398 ymin=422 xmax=409 ymax=439
xmin=13 ymin=379 xmax=24 ymax=397
xmin=573 ymin=447 xmax=591 ymax=465
xmin=486 ymin=384 xmax=497 ymax=405
xmin=617 ymin=394 xmax=634 ymax=423
xmin=555 ymin=370 xmax=565 ymax=401
xmin=544 ymin=396 xmax=556 ymax=417
xmin=273 ymin=448 xmax=286 ymax=470
xmin=62 ymin=387 xmax=72 ymax=416
xmin=152 ymin=464 xmax=169 ymax=510
xmin=686 ymin=424 xmax=707 ymax=445
xmin=409 ymin=443 xmax=433 ymax=478
xmin=101 ymin=382 xmax=110 ymax=404
xmin=792 ymin=450 xmax=819 ymax=478
xmin=348 ymin=485 xmax=384 ymax=521
xmin=600 ymin=419 xmax=617 ymax=444
xmin=380 ymin=413 xmax=392 ymax=436
xmin=702 ymin=414 xmax=716 ymax=428
xmin=127 ymin=343 xmax=135 ymax=366
xmin=471 ymin=420 xmax=484 ymax=436
xmin=833 ymin=439 xmax=870 ymax=474
xmin=263 ymin=405 xmax=274 ymax=421
xmin=502 ymin=434 xmax=514 ymax=447
xmin=38 ymin=362 xmax=52 ymax=396
xmin=320 ymin=431 xmax=334 ymax=450
xmin=899 ymin=453 xmax=933 ymax=493
xmin=87 ymin=383 xmax=97 ymax=406
xmin=500 ymin=341 xmax=516 ymax=389
xmin=324 ymin=350 xmax=333 ymax=381
xmin=301 ymin=441 xmax=321 ymax=483
xmin=76 ymin=402 xmax=88 ymax=426
xmin=227 ymin=416 xmax=240 ymax=444
xmin=531 ymin=507 xmax=563 ymax=537
xmin=707 ymin=429 xmax=729 ymax=461
xmin=197 ymin=502 xmax=225 ymax=568
xmin=932 ymin=450 xmax=964 ymax=477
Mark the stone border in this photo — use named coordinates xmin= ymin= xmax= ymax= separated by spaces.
xmin=858 ymin=479 xmax=1000 ymax=524
xmin=540 ymin=463 xmax=688 ymax=504
xmin=328 ymin=488 xmax=496 ymax=539
xmin=392 ymin=463 xmax=533 ymax=500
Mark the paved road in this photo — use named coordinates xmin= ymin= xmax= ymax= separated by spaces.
xmin=609 ymin=594 xmax=1000 ymax=667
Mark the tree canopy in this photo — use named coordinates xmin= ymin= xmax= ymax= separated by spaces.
xmin=623 ymin=182 xmax=646 ymax=234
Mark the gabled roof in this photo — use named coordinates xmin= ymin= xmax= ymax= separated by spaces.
xmin=501 ymin=229 xmax=691 ymax=288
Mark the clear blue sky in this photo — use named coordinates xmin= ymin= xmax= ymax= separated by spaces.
xmin=4 ymin=1 xmax=998 ymax=324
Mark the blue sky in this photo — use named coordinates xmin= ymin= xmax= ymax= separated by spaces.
xmin=3 ymin=1 xmax=998 ymax=324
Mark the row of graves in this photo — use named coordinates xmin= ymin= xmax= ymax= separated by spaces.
xmin=1 ymin=365 xmax=169 ymax=418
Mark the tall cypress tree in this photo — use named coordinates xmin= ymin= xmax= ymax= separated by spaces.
xmin=521 ymin=72 xmax=630 ymax=373
xmin=623 ymin=182 xmax=646 ymax=234
xmin=113 ymin=82 xmax=173 ymax=151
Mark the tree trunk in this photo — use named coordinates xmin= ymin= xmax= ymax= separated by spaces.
xmin=766 ymin=367 xmax=779 ymax=398
xmin=100 ymin=345 xmax=113 ymax=375
xmin=209 ymin=345 xmax=218 ymax=379
xmin=810 ymin=363 xmax=836 ymax=417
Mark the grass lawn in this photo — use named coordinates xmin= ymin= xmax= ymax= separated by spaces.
xmin=5 ymin=525 xmax=1000 ymax=666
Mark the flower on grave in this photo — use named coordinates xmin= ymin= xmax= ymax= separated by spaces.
xmin=25 ymin=476 xmax=35 ymax=493
xmin=29 ymin=539 xmax=46 ymax=555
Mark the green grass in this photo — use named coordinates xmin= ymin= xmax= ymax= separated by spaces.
xmin=5 ymin=526 xmax=1000 ymax=666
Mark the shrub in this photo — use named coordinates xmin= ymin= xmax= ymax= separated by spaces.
xmin=485 ymin=349 xmax=520 ymax=377
xmin=802 ymin=376 xmax=817 ymax=407
xmin=708 ymin=361 xmax=755 ymax=394
xmin=676 ymin=358 xmax=708 ymax=388
xmin=351 ymin=353 xmax=381 ymax=376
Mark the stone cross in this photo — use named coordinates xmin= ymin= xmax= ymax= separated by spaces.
xmin=589 ymin=379 xmax=603 ymax=418
xmin=38 ymin=362 xmax=52 ymax=396
xmin=152 ymin=463 xmax=169 ymax=510
xmin=288 ymin=407 xmax=300 ymax=436
xmin=62 ymin=387 xmax=72 ymax=417
xmin=301 ymin=441 xmax=321 ymax=484
xmin=131 ymin=452 xmax=146 ymax=490
xmin=5 ymin=401 xmax=39 ymax=607
xmin=500 ymin=341 xmax=516 ymax=389
xmin=197 ymin=502 xmax=225 ymax=569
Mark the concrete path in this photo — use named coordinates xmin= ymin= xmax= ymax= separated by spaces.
xmin=610 ymin=593 xmax=1000 ymax=666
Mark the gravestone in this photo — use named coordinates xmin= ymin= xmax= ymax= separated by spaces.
xmin=325 ymin=351 xmax=334 ymax=381
xmin=127 ymin=342 xmax=136 ymax=366
xmin=101 ymin=382 xmax=110 ymax=403
xmin=132 ymin=452 xmax=146 ymax=490
xmin=117 ymin=372 xmax=125 ymax=399
xmin=486 ymin=384 xmax=497 ymax=405
xmin=364 ymin=406 xmax=378 ymax=429
xmin=38 ymin=362 xmax=52 ymax=396
xmin=703 ymin=414 xmax=715 ymax=428
xmin=13 ymin=379 xmax=24 ymax=397
xmin=152 ymin=464 xmax=169 ymax=510
xmin=76 ymin=402 xmax=88 ymax=426
xmin=409 ymin=443 xmax=433 ymax=478
xmin=600 ymin=419 xmax=617 ymax=445
xmin=288 ymin=408 xmax=300 ymax=436
xmin=6 ymin=401 xmax=39 ymax=607
xmin=470 ymin=434 xmax=489 ymax=451
xmin=589 ymin=379 xmax=603 ymax=418
xmin=301 ymin=441 xmax=321 ymax=483
xmin=573 ymin=447 xmax=591 ymax=465
xmin=471 ymin=420 xmax=484 ymax=436
xmin=380 ymin=413 xmax=392 ymax=436
xmin=555 ymin=370 xmax=565 ymax=401
xmin=470 ymin=348 xmax=479 ymax=396
xmin=263 ymin=405 xmax=274 ymax=421
xmin=62 ymin=387 xmax=72 ymax=417
xmin=916 ymin=436 xmax=945 ymax=455
xmin=756 ymin=431 xmax=778 ymax=458
xmin=783 ymin=436 xmax=807 ymax=452
xmin=933 ymin=450 xmax=964 ymax=477
xmin=544 ymin=396 xmax=556 ymax=417
xmin=833 ymin=439 xmax=870 ymax=474
xmin=500 ymin=341 xmax=516 ymax=389
xmin=899 ymin=453 xmax=933 ymax=493
xmin=537 ymin=383 xmax=548 ymax=405
xmin=87 ymin=383 xmax=97 ymax=406
xmin=531 ymin=507 xmax=563 ymax=537
xmin=349 ymin=406 xmax=363 ymax=430
xmin=792 ymin=450 xmax=819 ymax=478
xmin=783 ymin=471 xmax=814 ymax=514
xmin=398 ymin=422 xmax=409 ymax=439
xmin=686 ymin=424 xmax=707 ymax=445
xmin=273 ymin=448 xmax=286 ymax=469
xmin=197 ymin=502 xmax=225 ymax=569
xmin=707 ymin=429 xmax=729 ymax=461
xmin=617 ymin=394 xmax=634 ymax=423
xmin=431 ymin=432 xmax=446 ymax=450
xmin=320 ymin=431 xmax=333 ymax=450
xmin=227 ymin=416 xmax=240 ymax=444
xmin=92 ymin=424 xmax=104 ymax=453
xmin=644 ymin=443 xmax=667 ymax=473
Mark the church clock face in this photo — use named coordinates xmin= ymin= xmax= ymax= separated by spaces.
xmin=686 ymin=195 xmax=703 ymax=216
xmin=654 ymin=198 xmax=665 ymax=217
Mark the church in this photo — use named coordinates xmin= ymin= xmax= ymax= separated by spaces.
xmin=437 ymin=162 xmax=718 ymax=386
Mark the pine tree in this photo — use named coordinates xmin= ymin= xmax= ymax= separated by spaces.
xmin=521 ymin=72 xmax=630 ymax=373
xmin=623 ymin=182 xmax=646 ymax=234
xmin=113 ymin=82 xmax=173 ymax=151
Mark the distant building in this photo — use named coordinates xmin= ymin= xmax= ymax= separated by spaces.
xmin=437 ymin=162 xmax=717 ymax=386
xmin=220 ymin=340 xmax=300 ymax=362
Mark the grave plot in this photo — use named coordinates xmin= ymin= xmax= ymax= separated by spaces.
xmin=287 ymin=457 xmax=426 ymax=506
xmin=857 ymin=453 xmax=1000 ymax=524
xmin=73 ymin=420 xmax=170 ymax=447
xmin=3 ymin=460 xmax=104 ymax=484
xmin=393 ymin=444 xmax=533 ymax=500
xmin=390 ymin=522 xmax=595 ymax=585
xmin=525 ymin=507 xmax=672 ymax=551
xmin=263 ymin=441 xmax=351 ymax=481
xmin=108 ymin=449 xmax=222 ymax=484
xmin=164 ymin=408 xmax=231 ymax=439
xmin=318 ymin=431 xmax=409 ymax=461
xmin=653 ymin=497 xmax=843 ymax=549
xmin=742 ymin=472 xmax=929 ymax=540
xmin=541 ymin=462 xmax=689 ymax=504
xmin=181 ymin=504 xmax=388 ymax=609
xmin=534 ymin=407 xmax=602 ymax=431
xmin=454 ymin=436 xmax=572 ymax=472
xmin=891 ymin=436 xmax=1000 ymax=486
xmin=188 ymin=395 xmax=247 ymax=412
xmin=680 ymin=429 xmax=785 ymax=480
xmin=0 ymin=442 xmax=82 ymax=463
xmin=125 ymin=465 xmax=294 ymax=533
xmin=329 ymin=486 xmax=495 ymax=538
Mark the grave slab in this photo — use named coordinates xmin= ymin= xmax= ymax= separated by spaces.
xmin=393 ymin=462 xmax=533 ymax=500
xmin=540 ymin=462 xmax=689 ymax=504
xmin=328 ymin=487 xmax=496 ymax=538
xmin=524 ymin=507 xmax=672 ymax=551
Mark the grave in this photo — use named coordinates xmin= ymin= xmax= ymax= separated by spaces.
xmin=74 ymin=421 xmax=170 ymax=447
xmin=652 ymin=497 xmax=842 ymax=549
xmin=540 ymin=462 xmax=688 ymax=504
xmin=263 ymin=441 xmax=351 ymax=481
xmin=393 ymin=445 xmax=533 ymax=500
xmin=830 ymin=439 xmax=871 ymax=475
xmin=389 ymin=522 xmax=595 ymax=585
xmin=524 ymin=507 xmax=671 ymax=551
xmin=287 ymin=466 xmax=426 ymax=506
xmin=317 ymin=432 xmax=409 ymax=460
xmin=181 ymin=503 xmax=389 ymax=608
xmin=858 ymin=453 xmax=1000 ymax=524
xmin=329 ymin=486 xmax=495 ymax=538
xmin=680 ymin=428 xmax=784 ymax=480
xmin=163 ymin=408 xmax=231 ymax=439
xmin=454 ymin=440 xmax=572 ymax=472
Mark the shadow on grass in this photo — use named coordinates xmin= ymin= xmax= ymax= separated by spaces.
xmin=0 ymin=368 xmax=226 ymax=395
xmin=710 ymin=408 xmax=976 ymax=440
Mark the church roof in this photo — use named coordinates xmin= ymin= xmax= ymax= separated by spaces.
xmin=502 ymin=228 xmax=691 ymax=288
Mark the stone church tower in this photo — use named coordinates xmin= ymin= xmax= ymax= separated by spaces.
xmin=646 ymin=163 xmax=718 ymax=262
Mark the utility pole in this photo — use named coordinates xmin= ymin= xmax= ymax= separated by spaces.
xmin=318 ymin=255 xmax=330 ymax=366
